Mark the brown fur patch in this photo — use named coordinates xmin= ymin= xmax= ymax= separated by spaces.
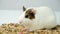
xmin=25 ymin=9 xmax=35 ymax=20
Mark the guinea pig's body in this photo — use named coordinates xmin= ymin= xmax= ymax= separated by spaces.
xmin=18 ymin=6 xmax=57 ymax=31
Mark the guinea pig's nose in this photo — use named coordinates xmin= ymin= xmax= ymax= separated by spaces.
xmin=19 ymin=21 xmax=22 ymax=24
xmin=25 ymin=15 xmax=28 ymax=18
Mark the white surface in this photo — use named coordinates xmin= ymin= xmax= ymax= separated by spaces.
xmin=0 ymin=10 xmax=60 ymax=25
xmin=0 ymin=10 xmax=22 ymax=24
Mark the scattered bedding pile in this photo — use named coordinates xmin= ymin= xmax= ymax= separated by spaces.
xmin=0 ymin=23 xmax=60 ymax=34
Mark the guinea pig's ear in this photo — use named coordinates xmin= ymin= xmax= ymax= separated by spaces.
xmin=23 ymin=6 xmax=26 ymax=11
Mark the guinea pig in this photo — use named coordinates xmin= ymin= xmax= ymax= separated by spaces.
xmin=18 ymin=6 xmax=57 ymax=31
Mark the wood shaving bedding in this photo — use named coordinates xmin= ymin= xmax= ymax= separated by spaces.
xmin=0 ymin=23 xmax=60 ymax=34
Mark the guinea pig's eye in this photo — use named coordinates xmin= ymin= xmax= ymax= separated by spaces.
xmin=25 ymin=15 xmax=28 ymax=18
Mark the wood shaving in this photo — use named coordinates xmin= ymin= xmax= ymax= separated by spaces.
xmin=0 ymin=23 xmax=60 ymax=34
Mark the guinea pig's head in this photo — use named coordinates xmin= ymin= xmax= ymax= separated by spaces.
xmin=20 ymin=6 xmax=36 ymax=22
xmin=23 ymin=6 xmax=36 ymax=20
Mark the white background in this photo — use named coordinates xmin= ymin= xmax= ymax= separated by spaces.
xmin=0 ymin=0 xmax=60 ymax=11
xmin=0 ymin=0 xmax=60 ymax=24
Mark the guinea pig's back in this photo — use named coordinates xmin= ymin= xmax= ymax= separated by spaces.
xmin=33 ymin=6 xmax=57 ymax=29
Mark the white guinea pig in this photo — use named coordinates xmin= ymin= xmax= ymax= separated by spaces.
xmin=18 ymin=6 xmax=57 ymax=31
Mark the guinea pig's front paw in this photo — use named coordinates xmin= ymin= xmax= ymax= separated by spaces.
xmin=18 ymin=32 xmax=23 ymax=34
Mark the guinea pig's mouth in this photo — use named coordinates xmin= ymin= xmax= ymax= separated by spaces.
xmin=19 ymin=20 xmax=23 ymax=24
xmin=19 ymin=20 xmax=25 ymax=24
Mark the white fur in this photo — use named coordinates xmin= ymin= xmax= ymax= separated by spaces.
xmin=18 ymin=6 xmax=57 ymax=31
